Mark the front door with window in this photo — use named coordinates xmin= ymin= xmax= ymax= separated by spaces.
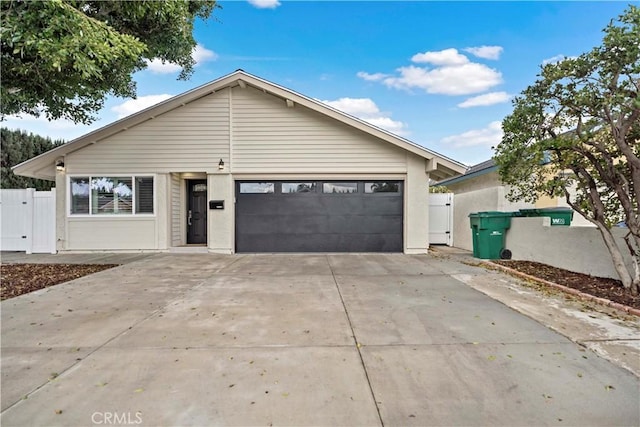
xmin=187 ymin=180 xmax=207 ymax=244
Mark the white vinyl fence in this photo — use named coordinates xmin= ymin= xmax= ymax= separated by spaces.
xmin=0 ymin=189 xmax=56 ymax=254
xmin=429 ymin=193 xmax=454 ymax=246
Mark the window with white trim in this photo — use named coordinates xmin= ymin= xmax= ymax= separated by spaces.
xmin=69 ymin=176 xmax=154 ymax=215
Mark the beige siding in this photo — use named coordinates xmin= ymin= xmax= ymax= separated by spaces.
xmin=170 ymin=173 xmax=182 ymax=246
xmin=67 ymin=218 xmax=156 ymax=250
xmin=231 ymin=87 xmax=407 ymax=173
xmin=66 ymin=90 xmax=230 ymax=174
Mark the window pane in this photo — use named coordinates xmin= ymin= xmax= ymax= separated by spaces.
xmin=240 ymin=182 xmax=274 ymax=193
xmin=70 ymin=177 xmax=90 ymax=214
xmin=192 ymin=183 xmax=207 ymax=192
xmin=91 ymin=177 xmax=132 ymax=215
xmin=135 ymin=177 xmax=154 ymax=214
xmin=364 ymin=182 xmax=399 ymax=193
xmin=282 ymin=182 xmax=316 ymax=193
xmin=323 ymin=182 xmax=357 ymax=194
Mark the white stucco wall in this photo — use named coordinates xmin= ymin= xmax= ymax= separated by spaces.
xmin=452 ymin=186 xmax=532 ymax=251
xmin=405 ymin=155 xmax=430 ymax=254
xmin=447 ymin=172 xmax=502 ymax=194
xmin=208 ymin=173 xmax=234 ymax=254
xmin=505 ymin=217 xmax=635 ymax=280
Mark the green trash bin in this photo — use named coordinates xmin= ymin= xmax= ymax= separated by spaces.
xmin=469 ymin=211 xmax=513 ymax=259
xmin=519 ymin=207 xmax=573 ymax=226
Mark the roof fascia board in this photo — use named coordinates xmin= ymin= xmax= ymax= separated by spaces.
xmin=13 ymin=72 xmax=244 ymax=178
xmin=437 ymin=164 xmax=499 ymax=186
xmin=14 ymin=70 xmax=466 ymax=178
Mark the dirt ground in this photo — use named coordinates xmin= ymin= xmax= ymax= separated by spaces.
xmin=1 ymin=260 xmax=639 ymax=311
xmin=493 ymin=260 xmax=640 ymax=310
xmin=0 ymin=264 xmax=118 ymax=301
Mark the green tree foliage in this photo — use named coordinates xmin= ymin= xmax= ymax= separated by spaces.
xmin=1 ymin=128 xmax=64 ymax=190
xmin=1 ymin=0 xmax=217 ymax=124
xmin=494 ymin=6 xmax=640 ymax=294
xmin=429 ymin=185 xmax=452 ymax=194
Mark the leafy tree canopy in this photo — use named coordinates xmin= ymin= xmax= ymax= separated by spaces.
xmin=494 ymin=5 xmax=640 ymax=293
xmin=1 ymin=0 xmax=218 ymax=124
xmin=1 ymin=128 xmax=64 ymax=190
xmin=429 ymin=185 xmax=452 ymax=194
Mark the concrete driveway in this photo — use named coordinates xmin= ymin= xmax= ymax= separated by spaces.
xmin=1 ymin=253 xmax=638 ymax=426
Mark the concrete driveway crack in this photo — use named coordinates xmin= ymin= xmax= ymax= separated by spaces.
xmin=326 ymin=255 xmax=384 ymax=427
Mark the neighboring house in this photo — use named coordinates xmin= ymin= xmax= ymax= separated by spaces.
xmin=13 ymin=70 xmax=466 ymax=254
xmin=437 ymin=159 xmax=592 ymax=251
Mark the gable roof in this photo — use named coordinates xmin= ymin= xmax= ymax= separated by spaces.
xmin=436 ymin=159 xmax=498 ymax=186
xmin=13 ymin=70 xmax=466 ymax=181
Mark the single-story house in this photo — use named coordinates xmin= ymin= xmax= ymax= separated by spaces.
xmin=437 ymin=159 xmax=592 ymax=251
xmin=13 ymin=70 xmax=465 ymax=254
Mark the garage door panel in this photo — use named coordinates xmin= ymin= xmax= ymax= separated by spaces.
xmin=234 ymin=234 xmax=271 ymax=252
xmin=325 ymin=215 xmax=401 ymax=234
xmin=277 ymin=215 xmax=329 ymax=234
xmin=361 ymin=197 xmax=403 ymax=214
xmin=237 ymin=196 xmax=280 ymax=214
xmin=276 ymin=196 xmax=325 ymax=215
xmin=235 ymin=181 xmax=403 ymax=252
xmin=317 ymin=197 xmax=365 ymax=215
xmin=236 ymin=214 xmax=281 ymax=234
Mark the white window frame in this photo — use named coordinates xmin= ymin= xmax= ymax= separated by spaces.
xmin=67 ymin=174 xmax=157 ymax=217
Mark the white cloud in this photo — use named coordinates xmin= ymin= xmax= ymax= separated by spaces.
xmin=356 ymin=71 xmax=388 ymax=82
xmin=383 ymin=63 xmax=502 ymax=95
xmin=145 ymin=59 xmax=182 ymax=75
xmin=457 ymin=91 xmax=511 ymax=108
xmin=145 ymin=44 xmax=217 ymax=74
xmin=111 ymin=94 xmax=173 ymax=119
xmin=320 ymin=98 xmax=380 ymax=116
xmin=319 ymin=97 xmax=408 ymax=136
xmin=542 ymin=54 xmax=577 ymax=65
xmin=248 ymin=0 xmax=281 ymax=9
xmin=411 ymin=48 xmax=469 ymax=66
xmin=362 ymin=47 xmax=503 ymax=96
xmin=193 ymin=44 xmax=218 ymax=64
xmin=464 ymin=45 xmax=503 ymax=60
xmin=363 ymin=116 xmax=407 ymax=135
xmin=440 ymin=121 xmax=503 ymax=148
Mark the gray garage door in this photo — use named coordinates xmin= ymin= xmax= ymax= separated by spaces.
xmin=235 ymin=180 xmax=403 ymax=252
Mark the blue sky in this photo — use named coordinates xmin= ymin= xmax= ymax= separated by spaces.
xmin=3 ymin=1 xmax=631 ymax=165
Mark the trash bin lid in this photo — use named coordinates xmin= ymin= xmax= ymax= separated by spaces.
xmin=537 ymin=207 xmax=573 ymax=212
xmin=476 ymin=211 xmax=516 ymax=217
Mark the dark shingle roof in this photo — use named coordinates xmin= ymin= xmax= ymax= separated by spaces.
xmin=465 ymin=159 xmax=495 ymax=174
xmin=435 ymin=158 xmax=497 ymax=186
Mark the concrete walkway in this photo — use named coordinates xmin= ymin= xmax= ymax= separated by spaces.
xmin=1 ymin=253 xmax=639 ymax=426
xmin=1 ymin=251 xmax=151 ymax=265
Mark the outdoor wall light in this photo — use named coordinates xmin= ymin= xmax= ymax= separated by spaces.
xmin=218 ymin=158 xmax=225 ymax=170
xmin=56 ymin=160 xmax=65 ymax=171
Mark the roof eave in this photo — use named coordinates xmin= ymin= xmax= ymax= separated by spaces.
xmin=437 ymin=165 xmax=499 ymax=186
xmin=12 ymin=70 xmax=467 ymax=180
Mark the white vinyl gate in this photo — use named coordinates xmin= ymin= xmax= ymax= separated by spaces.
xmin=429 ymin=193 xmax=453 ymax=246
xmin=0 ymin=189 xmax=56 ymax=254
